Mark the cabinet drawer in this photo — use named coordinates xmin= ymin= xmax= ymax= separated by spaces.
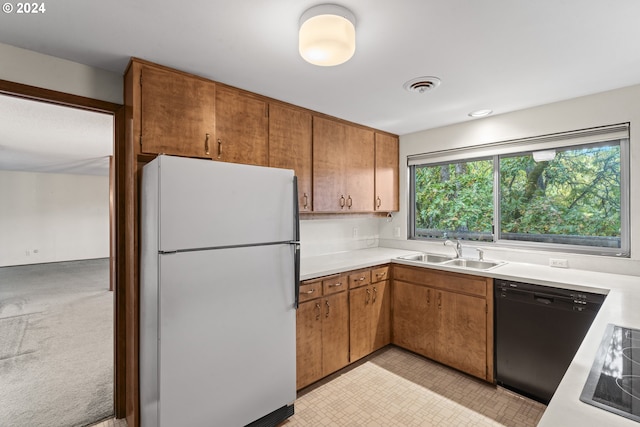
xmin=348 ymin=270 xmax=371 ymax=289
xmin=322 ymin=275 xmax=347 ymax=296
xmin=371 ymin=266 xmax=389 ymax=283
xmin=299 ymin=280 xmax=322 ymax=302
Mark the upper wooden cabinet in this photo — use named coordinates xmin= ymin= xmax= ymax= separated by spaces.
xmin=215 ymin=87 xmax=269 ymax=166
xmin=135 ymin=62 xmax=216 ymax=158
xmin=268 ymin=103 xmax=313 ymax=211
xmin=313 ymin=116 xmax=375 ymax=212
xmin=374 ymin=133 xmax=399 ymax=212
xmin=126 ymin=58 xmax=399 ymax=215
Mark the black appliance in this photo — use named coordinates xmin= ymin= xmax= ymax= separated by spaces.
xmin=580 ymin=324 xmax=640 ymax=423
xmin=495 ymin=279 xmax=605 ymax=404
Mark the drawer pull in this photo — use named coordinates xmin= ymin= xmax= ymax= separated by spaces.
xmin=376 ymin=272 xmax=386 ymax=278
xmin=373 ymin=287 xmax=377 ymax=303
xmin=328 ymin=282 xmax=343 ymax=288
xmin=355 ymin=277 xmax=365 ymax=282
xmin=365 ymin=288 xmax=371 ymax=304
xmin=325 ymin=300 xmax=330 ymax=318
xmin=302 ymin=289 xmax=316 ymax=295
xmin=315 ymin=302 xmax=321 ymax=320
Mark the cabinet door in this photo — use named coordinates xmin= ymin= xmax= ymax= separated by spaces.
xmin=140 ymin=64 xmax=215 ymax=157
xmin=349 ymin=286 xmax=373 ymax=362
xmin=296 ymin=300 xmax=323 ymax=389
xmin=215 ymin=87 xmax=268 ymax=166
xmin=392 ymin=280 xmax=435 ymax=357
xmin=374 ymin=133 xmax=399 ymax=212
xmin=312 ymin=117 xmax=347 ymax=212
xmin=345 ymin=125 xmax=375 ymax=212
xmin=269 ymin=104 xmax=313 ymax=211
xmin=436 ymin=290 xmax=487 ymax=379
xmin=371 ymin=280 xmax=391 ymax=352
xmin=322 ymin=292 xmax=350 ymax=376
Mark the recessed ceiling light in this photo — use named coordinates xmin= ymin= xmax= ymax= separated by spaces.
xmin=468 ymin=109 xmax=493 ymax=117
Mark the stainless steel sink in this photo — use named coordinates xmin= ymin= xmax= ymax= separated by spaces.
xmin=397 ymin=253 xmax=454 ymax=263
xmin=442 ymin=258 xmax=505 ymax=270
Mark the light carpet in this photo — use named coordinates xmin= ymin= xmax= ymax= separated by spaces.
xmin=0 ymin=259 xmax=113 ymax=427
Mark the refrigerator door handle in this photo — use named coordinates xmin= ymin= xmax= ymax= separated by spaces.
xmin=294 ymin=243 xmax=301 ymax=309
xmin=293 ymin=176 xmax=301 ymax=309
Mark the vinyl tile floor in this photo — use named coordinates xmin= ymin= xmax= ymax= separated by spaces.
xmin=89 ymin=418 xmax=127 ymax=427
xmin=91 ymin=347 xmax=545 ymax=427
xmin=281 ymin=346 xmax=546 ymax=427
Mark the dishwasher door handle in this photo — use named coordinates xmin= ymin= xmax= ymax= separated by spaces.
xmin=534 ymin=294 xmax=554 ymax=305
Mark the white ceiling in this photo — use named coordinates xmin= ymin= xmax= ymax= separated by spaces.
xmin=0 ymin=95 xmax=113 ymax=176
xmin=1 ymin=0 xmax=640 ymax=173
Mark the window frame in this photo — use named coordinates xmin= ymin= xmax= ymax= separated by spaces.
xmin=408 ymin=125 xmax=630 ymax=257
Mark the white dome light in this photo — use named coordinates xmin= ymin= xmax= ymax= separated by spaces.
xmin=299 ymin=4 xmax=356 ymax=67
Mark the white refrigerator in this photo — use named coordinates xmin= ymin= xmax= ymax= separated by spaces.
xmin=140 ymin=155 xmax=299 ymax=427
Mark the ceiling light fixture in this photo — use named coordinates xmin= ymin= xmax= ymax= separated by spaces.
xmin=299 ymin=4 xmax=356 ymax=66
xmin=468 ymin=109 xmax=493 ymax=118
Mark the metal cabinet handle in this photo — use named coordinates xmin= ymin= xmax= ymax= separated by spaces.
xmin=302 ymin=288 xmax=316 ymax=295
xmin=376 ymin=196 xmax=382 ymax=208
xmin=339 ymin=195 xmax=346 ymax=208
xmin=325 ymin=300 xmax=330 ymax=318
xmin=347 ymin=195 xmax=353 ymax=208
xmin=315 ymin=302 xmax=321 ymax=320
xmin=205 ymin=133 xmax=210 ymax=155
xmin=365 ymin=288 xmax=371 ymax=304
xmin=328 ymin=282 xmax=343 ymax=288
xmin=303 ymin=193 xmax=309 ymax=210
xmin=217 ymin=138 xmax=222 ymax=158
xmin=376 ymin=272 xmax=386 ymax=279
xmin=373 ymin=287 xmax=378 ymax=303
xmin=356 ymin=276 xmax=365 ymax=282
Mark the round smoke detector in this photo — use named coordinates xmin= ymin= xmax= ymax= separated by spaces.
xmin=403 ymin=76 xmax=441 ymax=93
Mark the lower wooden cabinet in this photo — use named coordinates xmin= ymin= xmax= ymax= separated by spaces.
xmin=349 ymin=267 xmax=390 ymax=362
xmin=297 ymin=263 xmax=494 ymax=389
xmin=296 ymin=275 xmax=349 ymax=390
xmin=392 ymin=265 xmax=494 ymax=382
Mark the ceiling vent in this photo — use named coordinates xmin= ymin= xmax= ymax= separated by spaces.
xmin=403 ymin=76 xmax=441 ymax=93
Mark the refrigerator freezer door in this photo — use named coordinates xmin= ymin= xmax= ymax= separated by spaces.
xmin=157 ymin=244 xmax=296 ymax=427
xmin=151 ymin=155 xmax=295 ymax=252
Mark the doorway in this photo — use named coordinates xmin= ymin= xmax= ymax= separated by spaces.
xmin=0 ymin=80 xmax=124 ymax=424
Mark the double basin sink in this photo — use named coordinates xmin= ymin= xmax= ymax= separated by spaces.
xmin=397 ymin=252 xmax=505 ymax=271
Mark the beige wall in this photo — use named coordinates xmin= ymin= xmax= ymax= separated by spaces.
xmin=0 ymin=42 xmax=122 ymax=104
xmin=379 ymin=84 xmax=640 ymax=276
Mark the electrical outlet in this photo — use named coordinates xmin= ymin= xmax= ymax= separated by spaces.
xmin=352 ymin=227 xmax=358 ymax=238
xmin=393 ymin=226 xmax=401 ymax=238
xmin=549 ymin=258 xmax=569 ymax=268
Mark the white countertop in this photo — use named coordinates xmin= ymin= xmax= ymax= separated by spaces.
xmin=300 ymin=247 xmax=640 ymax=427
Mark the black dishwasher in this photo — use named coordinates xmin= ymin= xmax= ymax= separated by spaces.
xmin=495 ymin=279 xmax=605 ymax=404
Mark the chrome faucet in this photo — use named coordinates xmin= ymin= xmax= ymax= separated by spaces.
xmin=475 ymin=248 xmax=484 ymax=261
xmin=444 ymin=239 xmax=463 ymax=258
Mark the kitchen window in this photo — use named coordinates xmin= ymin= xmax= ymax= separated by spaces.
xmin=409 ymin=124 xmax=630 ymax=256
